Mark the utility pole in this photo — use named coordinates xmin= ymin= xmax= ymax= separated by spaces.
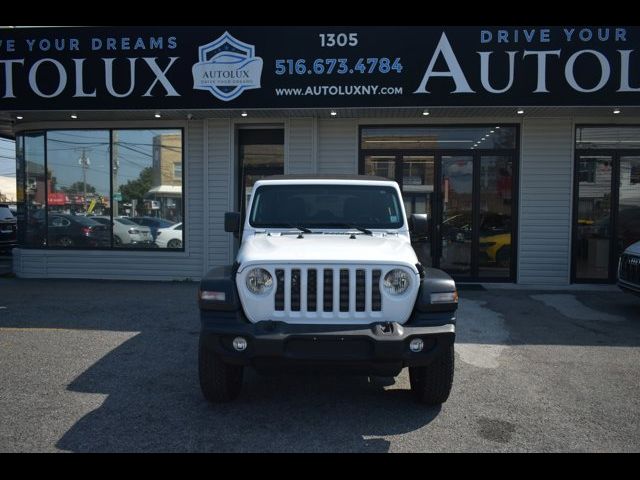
xmin=78 ymin=148 xmax=90 ymax=213
xmin=112 ymin=131 xmax=119 ymax=217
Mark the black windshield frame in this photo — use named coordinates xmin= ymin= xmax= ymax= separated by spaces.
xmin=248 ymin=184 xmax=405 ymax=230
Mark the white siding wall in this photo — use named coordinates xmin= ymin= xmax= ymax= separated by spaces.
xmin=518 ymin=118 xmax=574 ymax=285
xmin=318 ymin=118 xmax=358 ymax=174
xmin=13 ymin=120 xmax=206 ymax=281
xmin=206 ymin=119 xmax=234 ymax=270
xmin=287 ymin=118 xmax=315 ymax=174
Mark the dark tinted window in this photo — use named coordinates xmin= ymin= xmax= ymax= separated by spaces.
xmin=249 ymin=184 xmax=404 ymax=229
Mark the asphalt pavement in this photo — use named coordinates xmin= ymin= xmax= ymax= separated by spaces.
xmin=0 ymin=278 xmax=639 ymax=452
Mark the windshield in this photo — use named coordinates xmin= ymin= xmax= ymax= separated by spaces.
xmin=249 ymin=184 xmax=404 ymax=230
xmin=0 ymin=206 xmax=14 ymax=220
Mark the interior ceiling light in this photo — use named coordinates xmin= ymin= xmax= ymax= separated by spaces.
xmin=154 ymin=112 xmax=161 ymax=118
xmin=613 ymin=108 xmax=621 ymax=114
xmin=241 ymin=111 xmax=248 ymax=117
xmin=16 ymin=115 xmax=23 ymax=120
xmin=330 ymin=110 xmax=337 ymax=116
xmin=70 ymin=114 xmax=78 ymax=119
xmin=422 ymin=109 xmax=430 ymax=116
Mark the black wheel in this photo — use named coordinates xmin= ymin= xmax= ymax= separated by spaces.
xmin=168 ymin=239 xmax=182 ymax=249
xmin=496 ymin=246 xmax=510 ymax=268
xmin=198 ymin=337 xmax=243 ymax=403
xmin=114 ymin=235 xmax=122 ymax=246
xmin=57 ymin=236 xmax=74 ymax=247
xmin=409 ymin=344 xmax=454 ymax=405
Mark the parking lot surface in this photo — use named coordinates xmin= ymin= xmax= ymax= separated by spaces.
xmin=0 ymin=278 xmax=639 ymax=452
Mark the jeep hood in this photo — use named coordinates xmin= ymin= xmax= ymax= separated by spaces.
xmin=236 ymin=233 xmax=419 ymax=271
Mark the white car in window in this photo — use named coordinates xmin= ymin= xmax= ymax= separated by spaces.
xmin=155 ymin=222 xmax=183 ymax=249
xmin=91 ymin=215 xmax=155 ymax=247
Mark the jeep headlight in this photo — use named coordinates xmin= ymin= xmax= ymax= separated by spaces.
xmin=383 ymin=269 xmax=411 ymax=295
xmin=246 ymin=268 xmax=273 ymax=295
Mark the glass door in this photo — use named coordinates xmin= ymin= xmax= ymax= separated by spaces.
xmin=574 ymin=155 xmax=614 ymax=281
xmin=617 ymin=156 xmax=640 ymax=256
xmin=438 ymin=155 xmax=474 ymax=277
xmin=401 ymin=155 xmax=434 ymax=267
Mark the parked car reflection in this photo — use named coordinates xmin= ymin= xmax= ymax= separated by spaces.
xmin=46 ymin=214 xmax=110 ymax=248
xmin=155 ymin=222 xmax=183 ymax=249
xmin=90 ymin=216 xmax=155 ymax=248
xmin=131 ymin=216 xmax=176 ymax=241
xmin=0 ymin=204 xmax=17 ymax=251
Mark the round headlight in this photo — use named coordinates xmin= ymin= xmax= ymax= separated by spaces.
xmin=383 ymin=269 xmax=411 ymax=295
xmin=245 ymin=268 xmax=273 ymax=295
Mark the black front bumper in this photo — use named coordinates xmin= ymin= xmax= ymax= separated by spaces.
xmin=200 ymin=315 xmax=455 ymax=375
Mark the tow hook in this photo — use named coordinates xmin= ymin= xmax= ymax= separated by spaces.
xmin=374 ymin=321 xmax=403 ymax=337
xmin=373 ymin=322 xmax=405 ymax=337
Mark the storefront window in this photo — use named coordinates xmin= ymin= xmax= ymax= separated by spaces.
xmin=361 ymin=126 xmax=516 ymax=150
xmin=114 ymin=129 xmax=183 ymax=249
xmin=576 ymin=126 xmax=640 ymax=149
xmin=479 ymin=156 xmax=513 ymax=278
xmin=15 ymin=128 xmax=184 ymax=251
xmin=574 ymin=126 xmax=640 ymax=282
xmin=46 ymin=130 xmax=111 ymax=248
xmin=22 ymin=133 xmax=46 ymax=247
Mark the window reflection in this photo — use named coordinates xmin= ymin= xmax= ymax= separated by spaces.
xmin=46 ymin=131 xmax=111 ymax=248
xmin=479 ymin=156 xmax=513 ymax=278
xmin=15 ymin=129 xmax=184 ymax=250
xmin=23 ymin=133 xmax=46 ymax=247
xmin=114 ymin=130 xmax=183 ymax=248
xmin=361 ymin=126 xmax=516 ymax=150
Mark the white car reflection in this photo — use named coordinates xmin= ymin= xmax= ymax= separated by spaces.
xmin=155 ymin=222 xmax=183 ymax=249
xmin=91 ymin=215 xmax=155 ymax=247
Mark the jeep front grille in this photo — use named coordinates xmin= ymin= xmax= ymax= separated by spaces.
xmin=274 ymin=267 xmax=382 ymax=314
xmin=620 ymin=254 xmax=640 ymax=284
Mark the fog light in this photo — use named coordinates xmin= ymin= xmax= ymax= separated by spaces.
xmin=232 ymin=337 xmax=247 ymax=351
xmin=409 ymin=338 xmax=424 ymax=353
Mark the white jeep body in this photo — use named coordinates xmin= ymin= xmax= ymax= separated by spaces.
xmin=235 ymin=178 xmax=421 ymax=325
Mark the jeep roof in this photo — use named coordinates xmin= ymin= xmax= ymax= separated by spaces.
xmin=262 ymin=174 xmax=393 ymax=182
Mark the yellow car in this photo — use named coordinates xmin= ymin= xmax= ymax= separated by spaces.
xmin=479 ymin=233 xmax=511 ymax=267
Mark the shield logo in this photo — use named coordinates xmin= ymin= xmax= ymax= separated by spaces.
xmin=192 ymin=32 xmax=264 ymax=102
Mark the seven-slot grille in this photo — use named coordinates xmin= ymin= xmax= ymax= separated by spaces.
xmin=274 ymin=267 xmax=383 ymax=314
xmin=619 ymin=254 xmax=640 ymax=284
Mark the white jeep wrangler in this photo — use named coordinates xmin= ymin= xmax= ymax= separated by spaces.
xmin=198 ymin=175 xmax=458 ymax=404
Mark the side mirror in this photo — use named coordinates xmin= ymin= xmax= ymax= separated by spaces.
xmin=409 ymin=213 xmax=429 ymax=237
xmin=224 ymin=212 xmax=241 ymax=236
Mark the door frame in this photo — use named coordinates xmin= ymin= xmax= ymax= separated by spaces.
xmin=359 ymin=147 xmax=519 ymax=282
xmin=571 ymin=149 xmax=639 ymax=283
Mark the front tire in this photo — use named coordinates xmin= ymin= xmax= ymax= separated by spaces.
xmin=409 ymin=344 xmax=454 ymax=405
xmin=198 ymin=338 xmax=243 ymax=403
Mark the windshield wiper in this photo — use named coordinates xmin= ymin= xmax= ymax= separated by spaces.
xmin=312 ymin=222 xmax=372 ymax=235
xmin=269 ymin=224 xmax=312 ymax=233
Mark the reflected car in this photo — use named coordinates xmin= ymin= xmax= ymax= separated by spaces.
xmin=479 ymin=233 xmax=511 ymax=267
xmin=131 ymin=216 xmax=176 ymax=241
xmin=618 ymin=240 xmax=640 ymax=296
xmin=0 ymin=204 xmax=17 ymax=251
xmin=155 ymin=222 xmax=183 ymax=249
xmin=90 ymin=216 xmax=155 ymax=247
xmin=47 ymin=214 xmax=110 ymax=248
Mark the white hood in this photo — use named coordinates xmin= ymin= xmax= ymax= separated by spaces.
xmin=625 ymin=240 xmax=640 ymax=255
xmin=237 ymin=233 xmax=419 ymax=271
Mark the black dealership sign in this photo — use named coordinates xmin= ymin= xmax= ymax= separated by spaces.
xmin=1 ymin=26 xmax=640 ymax=110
